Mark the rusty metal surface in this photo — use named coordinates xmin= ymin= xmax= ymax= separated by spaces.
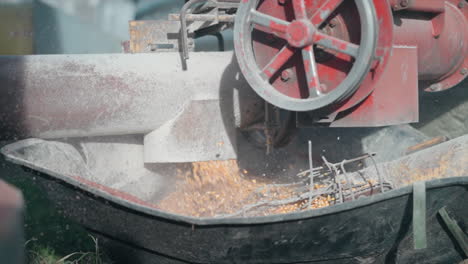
xmin=405 ymin=136 xmax=450 ymax=155
xmin=129 ymin=20 xmax=193 ymax=53
xmin=0 ymin=180 xmax=24 ymax=264
xmin=168 ymin=13 xmax=235 ymax=22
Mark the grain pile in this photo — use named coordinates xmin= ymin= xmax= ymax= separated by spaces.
xmin=157 ymin=160 xmax=332 ymax=218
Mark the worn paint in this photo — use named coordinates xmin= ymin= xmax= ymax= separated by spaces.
xmin=261 ymin=45 xmax=296 ymax=78
xmin=310 ymin=0 xmax=345 ymax=26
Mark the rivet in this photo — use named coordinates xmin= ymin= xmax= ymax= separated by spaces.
xmin=429 ymin=83 xmax=442 ymax=92
xmin=281 ymin=69 xmax=292 ymax=82
xmin=319 ymin=84 xmax=328 ymax=93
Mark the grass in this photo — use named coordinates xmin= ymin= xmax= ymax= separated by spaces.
xmin=26 ymin=235 xmax=104 ymax=264
xmin=0 ymin=144 xmax=111 ymax=263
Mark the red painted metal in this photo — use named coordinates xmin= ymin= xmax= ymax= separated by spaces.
xmin=330 ymin=46 xmax=419 ymax=127
xmin=246 ymin=0 xmax=468 ymax=126
xmin=286 ymin=20 xmax=315 ymax=48
xmin=390 ymin=0 xmax=445 ymax=13
xmin=309 ymin=0 xmax=344 ymax=26
xmin=262 ymin=46 xmax=296 ymax=78
xmin=405 ymin=0 xmax=445 ymax=13
xmin=393 ymin=0 xmax=468 ymax=92
xmin=251 ymin=0 xmax=393 ymax=112
xmin=250 ymin=0 xmax=365 ymax=102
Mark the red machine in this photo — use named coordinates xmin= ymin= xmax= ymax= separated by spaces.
xmin=233 ymin=0 xmax=468 ymax=127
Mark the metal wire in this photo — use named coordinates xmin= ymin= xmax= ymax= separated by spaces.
xmin=180 ymin=0 xmax=216 ymax=61
xmin=308 ymin=140 xmax=314 ymax=208
xmin=216 ymin=152 xmax=393 ymax=218
xmin=340 ymin=161 xmax=356 ymax=201
xmin=369 ymin=155 xmax=385 ymax=193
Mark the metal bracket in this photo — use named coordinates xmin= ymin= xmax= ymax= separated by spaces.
xmin=413 ymin=181 xmax=427 ymax=250
xmin=391 ymin=0 xmax=445 ymax=13
xmin=438 ymin=207 xmax=468 ymax=258
xmin=128 ymin=20 xmax=194 ymax=53
xmin=179 ymin=0 xmax=238 ymax=67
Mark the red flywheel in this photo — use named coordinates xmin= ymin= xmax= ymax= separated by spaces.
xmin=234 ymin=0 xmax=393 ymax=113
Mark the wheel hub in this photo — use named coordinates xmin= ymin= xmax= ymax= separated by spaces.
xmin=286 ymin=20 xmax=316 ymax=48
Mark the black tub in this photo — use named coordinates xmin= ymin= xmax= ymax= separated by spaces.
xmin=2 ymin=137 xmax=468 ymax=263
xmin=21 ymin=174 xmax=468 ymax=263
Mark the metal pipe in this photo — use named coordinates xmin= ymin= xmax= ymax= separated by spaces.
xmin=0 ymin=52 xmax=245 ymax=140
xmin=180 ymin=0 xmax=216 ymax=61
xmin=169 ymin=13 xmax=235 ymax=22
xmin=405 ymin=0 xmax=445 ymax=13
xmin=393 ymin=4 xmax=468 ymax=82
xmin=390 ymin=0 xmax=445 ymax=13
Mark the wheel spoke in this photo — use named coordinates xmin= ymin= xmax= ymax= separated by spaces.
xmin=310 ymin=0 xmax=344 ymax=27
xmin=261 ymin=45 xmax=296 ymax=79
xmin=302 ymin=45 xmax=321 ymax=97
xmin=250 ymin=10 xmax=290 ymax=34
xmin=313 ymin=32 xmax=359 ymax=57
xmin=293 ymin=0 xmax=307 ymax=20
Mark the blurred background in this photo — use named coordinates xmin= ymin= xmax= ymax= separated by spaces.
xmin=0 ymin=0 xmax=234 ymax=55
xmin=0 ymin=0 xmax=181 ymax=54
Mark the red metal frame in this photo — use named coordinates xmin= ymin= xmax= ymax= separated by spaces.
xmin=393 ymin=0 xmax=468 ymax=92
xmin=330 ymin=46 xmax=419 ymax=127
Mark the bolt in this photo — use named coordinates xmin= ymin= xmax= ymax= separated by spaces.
xmin=400 ymin=0 xmax=409 ymax=7
xmin=461 ymin=68 xmax=468 ymax=75
xmin=319 ymin=84 xmax=328 ymax=93
xmin=458 ymin=1 xmax=465 ymax=8
xmin=281 ymin=69 xmax=293 ymax=82
xmin=278 ymin=0 xmax=286 ymax=5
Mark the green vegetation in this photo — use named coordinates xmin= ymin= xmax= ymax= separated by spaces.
xmin=27 ymin=235 xmax=103 ymax=264
xmin=0 ymin=155 xmax=110 ymax=263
